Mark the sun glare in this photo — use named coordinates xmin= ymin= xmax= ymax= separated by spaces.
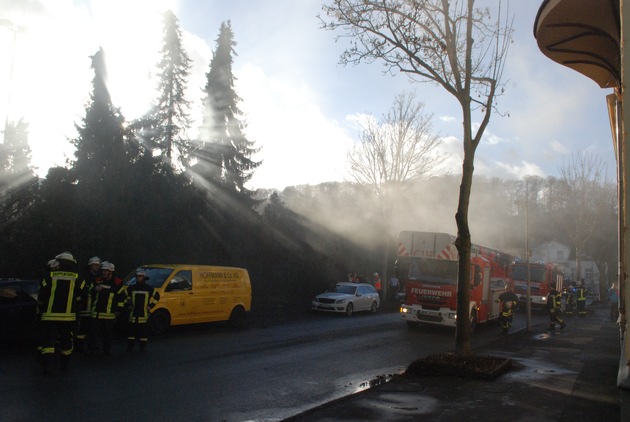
xmin=0 ymin=0 xmax=180 ymax=177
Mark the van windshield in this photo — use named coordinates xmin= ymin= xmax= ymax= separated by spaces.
xmin=124 ymin=267 xmax=174 ymax=288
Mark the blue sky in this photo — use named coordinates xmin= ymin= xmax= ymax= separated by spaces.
xmin=0 ymin=0 xmax=616 ymax=189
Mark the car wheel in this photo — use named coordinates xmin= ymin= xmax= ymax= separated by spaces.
xmin=370 ymin=301 xmax=378 ymax=313
xmin=229 ymin=306 xmax=247 ymax=329
xmin=149 ymin=309 xmax=171 ymax=335
xmin=345 ymin=303 xmax=354 ymax=317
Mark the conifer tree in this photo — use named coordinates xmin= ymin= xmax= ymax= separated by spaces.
xmin=196 ymin=21 xmax=261 ymax=205
xmin=0 ymin=119 xmax=34 ymax=188
xmin=133 ymin=10 xmax=193 ymax=169
xmin=70 ymin=47 xmax=134 ymax=252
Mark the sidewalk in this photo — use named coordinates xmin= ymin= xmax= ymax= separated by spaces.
xmin=285 ymin=303 xmax=624 ymax=421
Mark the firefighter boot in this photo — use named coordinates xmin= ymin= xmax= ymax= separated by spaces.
xmin=139 ymin=340 xmax=147 ymax=353
xmin=127 ymin=339 xmax=134 ymax=352
xmin=548 ymin=323 xmax=555 ymax=332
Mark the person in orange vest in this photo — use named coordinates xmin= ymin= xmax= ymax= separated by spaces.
xmin=373 ymin=272 xmax=382 ymax=294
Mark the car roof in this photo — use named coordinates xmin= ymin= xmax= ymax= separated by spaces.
xmin=336 ymin=282 xmax=371 ymax=287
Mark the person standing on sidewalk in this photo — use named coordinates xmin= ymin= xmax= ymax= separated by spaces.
xmin=576 ymin=279 xmax=588 ymax=317
xmin=76 ymin=256 xmax=101 ymax=354
xmin=387 ymin=274 xmax=399 ymax=309
xmin=89 ymin=261 xmax=125 ymax=356
xmin=125 ymin=268 xmax=160 ymax=352
xmin=38 ymin=252 xmax=87 ymax=375
xmin=547 ymin=283 xmax=566 ymax=332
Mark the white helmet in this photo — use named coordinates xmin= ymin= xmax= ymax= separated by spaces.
xmin=55 ymin=251 xmax=76 ymax=263
xmin=88 ymin=256 xmax=101 ymax=266
xmin=135 ymin=268 xmax=147 ymax=277
xmin=47 ymin=259 xmax=60 ymax=269
xmin=100 ymin=261 xmax=115 ymax=271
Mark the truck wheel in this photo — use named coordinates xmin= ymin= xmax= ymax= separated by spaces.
xmin=345 ymin=303 xmax=354 ymax=317
xmin=149 ymin=309 xmax=171 ymax=335
xmin=229 ymin=306 xmax=246 ymax=329
xmin=406 ymin=321 xmax=419 ymax=330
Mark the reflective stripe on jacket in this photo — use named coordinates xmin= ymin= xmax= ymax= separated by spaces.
xmin=40 ymin=271 xmax=85 ymax=321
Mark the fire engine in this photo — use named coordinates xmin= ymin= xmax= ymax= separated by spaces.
xmin=509 ymin=261 xmax=564 ymax=308
xmin=398 ymin=231 xmax=510 ymax=329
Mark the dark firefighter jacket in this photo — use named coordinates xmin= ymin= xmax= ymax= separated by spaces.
xmin=77 ymin=269 xmax=100 ymax=317
xmin=126 ymin=283 xmax=160 ymax=324
xmin=39 ymin=269 xmax=87 ymax=322
xmin=547 ymin=289 xmax=562 ymax=311
xmin=91 ymin=277 xmax=125 ymax=320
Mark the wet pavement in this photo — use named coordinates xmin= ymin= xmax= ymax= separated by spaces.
xmin=284 ymin=303 xmax=627 ymax=421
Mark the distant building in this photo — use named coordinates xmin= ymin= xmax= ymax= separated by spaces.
xmin=531 ymin=240 xmax=600 ymax=298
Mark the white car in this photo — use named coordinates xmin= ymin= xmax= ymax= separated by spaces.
xmin=311 ymin=282 xmax=380 ymax=316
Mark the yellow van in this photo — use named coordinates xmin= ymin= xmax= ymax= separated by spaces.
xmin=124 ymin=265 xmax=252 ymax=333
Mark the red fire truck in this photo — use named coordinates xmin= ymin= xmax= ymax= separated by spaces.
xmin=509 ymin=261 xmax=564 ymax=308
xmin=398 ymin=231 xmax=508 ymax=329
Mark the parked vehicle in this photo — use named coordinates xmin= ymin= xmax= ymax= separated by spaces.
xmin=510 ymin=261 xmax=564 ymax=308
xmin=0 ymin=279 xmax=39 ymax=337
xmin=312 ymin=282 xmax=380 ymax=316
xmin=397 ymin=231 xmax=509 ymax=329
xmin=123 ymin=265 xmax=251 ymax=334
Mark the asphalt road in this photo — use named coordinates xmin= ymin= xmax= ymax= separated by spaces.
xmin=0 ymin=309 xmax=546 ymax=421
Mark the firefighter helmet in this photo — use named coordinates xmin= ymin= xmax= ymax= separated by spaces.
xmin=100 ymin=261 xmax=115 ymax=271
xmin=55 ymin=251 xmax=76 ymax=263
xmin=88 ymin=256 xmax=101 ymax=266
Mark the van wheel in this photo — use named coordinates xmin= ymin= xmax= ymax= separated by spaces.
xmin=229 ymin=306 xmax=246 ymax=329
xmin=149 ymin=309 xmax=171 ymax=335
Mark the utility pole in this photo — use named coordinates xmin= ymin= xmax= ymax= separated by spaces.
xmin=526 ymin=177 xmax=532 ymax=331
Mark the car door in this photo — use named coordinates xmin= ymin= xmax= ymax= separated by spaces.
xmin=356 ymin=285 xmax=372 ymax=311
xmin=162 ymin=270 xmax=194 ymax=325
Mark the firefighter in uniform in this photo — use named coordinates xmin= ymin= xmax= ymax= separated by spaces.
xmin=89 ymin=261 xmax=125 ymax=355
xmin=563 ymin=282 xmax=576 ymax=317
xmin=495 ymin=284 xmax=519 ymax=334
xmin=576 ymin=279 xmax=588 ymax=317
xmin=75 ymin=256 xmax=101 ymax=354
xmin=38 ymin=252 xmax=86 ymax=375
xmin=126 ymin=268 xmax=160 ymax=352
xmin=547 ymin=283 xmax=566 ymax=332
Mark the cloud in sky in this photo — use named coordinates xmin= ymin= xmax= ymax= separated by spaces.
xmin=0 ymin=0 xmax=617 ymax=190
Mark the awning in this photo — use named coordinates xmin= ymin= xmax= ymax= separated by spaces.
xmin=534 ymin=0 xmax=620 ymax=89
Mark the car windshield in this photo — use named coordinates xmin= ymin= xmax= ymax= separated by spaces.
xmin=124 ymin=267 xmax=174 ymax=288
xmin=335 ymin=284 xmax=357 ymax=295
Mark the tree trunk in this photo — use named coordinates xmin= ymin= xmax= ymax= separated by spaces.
xmin=455 ymin=152 xmax=474 ymax=356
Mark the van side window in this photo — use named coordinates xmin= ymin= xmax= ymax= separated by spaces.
xmin=167 ymin=270 xmax=192 ymax=291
